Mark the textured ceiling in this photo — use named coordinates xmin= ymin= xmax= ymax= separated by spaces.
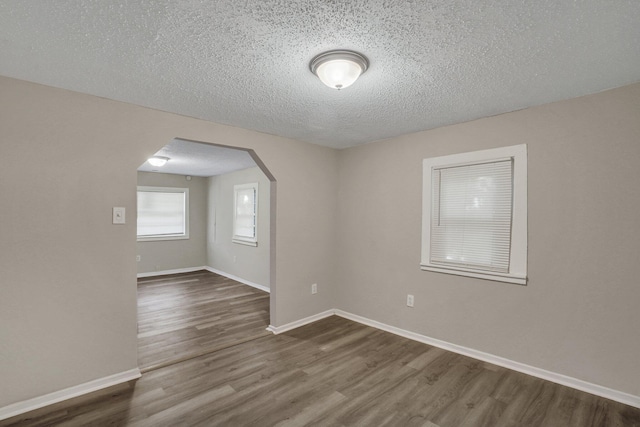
xmin=138 ymin=139 xmax=257 ymax=177
xmin=1 ymin=1 xmax=639 ymax=149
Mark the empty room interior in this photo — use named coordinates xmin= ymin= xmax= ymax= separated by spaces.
xmin=1 ymin=1 xmax=639 ymax=426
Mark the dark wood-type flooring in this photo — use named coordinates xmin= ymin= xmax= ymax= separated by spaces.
xmin=137 ymin=270 xmax=271 ymax=371
xmin=3 ymin=272 xmax=640 ymax=426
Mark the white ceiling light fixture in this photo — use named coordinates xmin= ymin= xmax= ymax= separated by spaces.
xmin=147 ymin=156 xmax=169 ymax=167
xmin=310 ymin=50 xmax=369 ymax=90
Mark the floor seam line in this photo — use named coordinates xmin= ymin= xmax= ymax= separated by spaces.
xmin=140 ymin=331 xmax=271 ymax=374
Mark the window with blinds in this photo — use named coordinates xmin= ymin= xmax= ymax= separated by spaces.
xmin=431 ymin=159 xmax=513 ymax=272
xmin=422 ymin=145 xmax=527 ymax=285
xmin=233 ymin=182 xmax=258 ymax=246
xmin=137 ymin=187 xmax=189 ymax=241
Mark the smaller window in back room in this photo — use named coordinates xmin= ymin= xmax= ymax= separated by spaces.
xmin=421 ymin=144 xmax=527 ymax=285
xmin=137 ymin=186 xmax=189 ymax=241
xmin=232 ymin=182 xmax=258 ymax=247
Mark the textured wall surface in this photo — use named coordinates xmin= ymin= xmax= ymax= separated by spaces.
xmin=336 ymin=83 xmax=640 ymax=397
xmin=0 ymin=76 xmax=338 ymax=408
xmin=136 ymin=172 xmax=208 ymax=274
xmin=207 ymin=167 xmax=271 ymax=288
xmin=0 ymin=1 xmax=639 ymax=148
xmin=1 ymin=72 xmax=639 ymax=412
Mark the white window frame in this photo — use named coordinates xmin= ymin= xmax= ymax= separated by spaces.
xmin=232 ymin=182 xmax=258 ymax=247
xmin=421 ymin=144 xmax=527 ymax=285
xmin=137 ymin=186 xmax=189 ymax=242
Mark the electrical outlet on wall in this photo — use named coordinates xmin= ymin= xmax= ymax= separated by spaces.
xmin=311 ymin=283 xmax=318 ymax=294
xmin=407 ymin=294 xmax=415 ymax=307
xmin=136 ymin=255 xmax=141 ymax=262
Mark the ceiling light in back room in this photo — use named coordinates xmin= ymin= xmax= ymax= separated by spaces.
xmin=310 ymin=50 xmax=369 ymax=90
xmin=147 ymin=156 xmax=169 ymax=167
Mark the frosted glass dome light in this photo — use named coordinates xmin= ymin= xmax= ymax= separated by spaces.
xmin=147 ymin=156 xmax=169 ymax=167
xmin=310 ymin=50 xmax=369 ymax=90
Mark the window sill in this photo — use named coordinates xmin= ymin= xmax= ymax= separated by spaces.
xmin=232 ymin=238 xmax=258 ymax=247
xmin=420 ymin=264 xmax=527 ymax=285
xmin=137 ymin=235 xmax=189 ymax=242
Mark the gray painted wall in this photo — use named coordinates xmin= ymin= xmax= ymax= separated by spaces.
xmin=336 ymin=83 xmax=640 ymax=397
xmin=207 ymin=167 xmax=270 ymax=288
xmin=1 ymin=74 xmax=639 ymax=410
xmin=0 ymin=76 xmax=338 ymax=408
xmin=136 ymin=172 xmax=208 ymax=274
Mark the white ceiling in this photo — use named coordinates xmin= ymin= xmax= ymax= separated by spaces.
xmin=1 ymin=1 xmax=639 ymax=149
xmin=138 ymin=139 xmax=257 ymax=177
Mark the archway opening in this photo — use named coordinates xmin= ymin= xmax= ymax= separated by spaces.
xmin=134 ymin=138 xmax=276 ymax=371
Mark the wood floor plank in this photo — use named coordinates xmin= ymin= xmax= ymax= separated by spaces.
xmin=136 ymin=270 xmax=270 ymax=370
xmin=459 ymin=396 xmax=506 ymax=427
xmin=3 ymin=274 xmax=640 ymax=426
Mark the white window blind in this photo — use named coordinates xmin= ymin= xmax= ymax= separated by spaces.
xmin=431 ymin=159 xmax=513 ymax=273
xmin=233 ymin=183 xmax=258 ymax=246
xmin=137 ymin=188 xmax=188 ymax=240
xmin=421 ymin=144 xmax=527 ymax=285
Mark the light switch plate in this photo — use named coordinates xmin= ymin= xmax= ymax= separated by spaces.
xmin=113 ymin=207 xmax=126 ymax=224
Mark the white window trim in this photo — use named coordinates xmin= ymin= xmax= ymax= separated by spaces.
xmin=421 ymin=144 xmax=528 ymax=285
xmin=137 ymin=186 xmax=190 ymax=242
xmin=232 ymin=182 xmax=258 ymax=247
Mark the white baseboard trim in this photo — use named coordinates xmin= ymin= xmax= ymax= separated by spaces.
xmin=0 ymin=368 xmax=141 ymax=421
xmin=137 ymin=267 xmax=270 ymax=295
xmin=204 ymin=266 xmax=270 ymax=293
xmin=267 ymin=309 xmax=335 ymax=334
xmin=268 ymin=308 xmax=640 ymax=409
xmin=137 ymin=266 xmax=207 ymax=278
xmin=333 ymin=310 xmax=640 ymax=408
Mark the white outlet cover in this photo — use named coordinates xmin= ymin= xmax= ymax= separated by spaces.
xmin=407 ymin=294 xmax=415 ymax=307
